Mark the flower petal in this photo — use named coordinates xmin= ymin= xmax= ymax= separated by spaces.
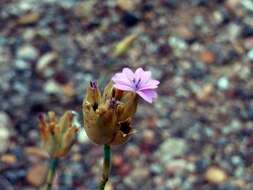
xmin=112 ymin=73 xmax=133 ymax=87
xmin=122 ymin=68 xmax=135 ymax=82
xmin=136 ymin=89 xmax=158 ymax=103
xmin=141 ymin=71 xmax=151 ymax=83
xmin=139 ymin=79 xmax=160 ymax=90
xmin=134 ymin=68 xmax=145 ymax=80
xmin=113 ymin=84 xmax=135 ymax=92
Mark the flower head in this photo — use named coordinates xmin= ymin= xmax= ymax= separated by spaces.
xmin=112 ymin=68 xmax=159 ymax=103
xmin=83 ymin=81 xmax=137 ymax=145
xmin=38 ymin=111 xmax=79 ymax=158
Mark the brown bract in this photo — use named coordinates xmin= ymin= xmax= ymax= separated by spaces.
xmin=83 ymin=81 xmax=138 ymax=145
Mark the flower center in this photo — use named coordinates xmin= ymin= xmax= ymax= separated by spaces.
xmin=133 ymin=78 xmax=141 ymax=89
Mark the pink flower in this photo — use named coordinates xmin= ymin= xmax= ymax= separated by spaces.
xmin=112 ymin=68 xmax=159 ymax=103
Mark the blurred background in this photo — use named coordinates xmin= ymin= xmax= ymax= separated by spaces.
xmin=0 ymin=0 xmax=253 ymax=189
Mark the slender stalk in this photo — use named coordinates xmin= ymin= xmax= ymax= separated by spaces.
xmin=44 ymin=157 xmax=59 ymax=190
xmin=99 ymin=144 xmax=111 ymax=190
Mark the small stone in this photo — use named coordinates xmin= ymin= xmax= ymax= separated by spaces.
xmin=112 ymin=154 xmax=124 ymax=167
xmin=62 ymin=82 xmax=76 ymax=98
xmin=205 ymin=166 xmax=228 ymax=185
xmin=130 ymin=167 xmax=149 ymax=181
xmin=176 ymin=26 xmax=194 ymax=41
xmin=200 ymin=50 xmax=215 ymax=64
xmin=169 ymin=37 xmax=187 ymax=56
xmin=74 ymin=0 xmax=96 ymax=18
xmin=241 ymin=24 xmax=253 ymax=38
xmin=217 ymin=77 xmax=230 ymax=90
xmin=156 ymin=138 xmax=188 ymax=164
xmin=0 ymin=154 xmax=17 ymax=164
xmin=196 ymin=84 xmax=214 ymax=102
xmin=26 ymin=163 xmax=47 ymax=187
xmin=166 ymin=159 xmax=188 ymax=174
xmin=213 ymin=8 xmax=230 ymax=25
xmin=226 ymin=0 xmax=240 ymax=11
xmin=121 ymin=12 xmax=140 ymax=27
xmin=25 ymin=147 xmax=49 ymax=159
xmin=17 ymin=45 xmax=39 ymax=61
xmin=143 ymin=130 xmax=155 ymax=145
xmin=36 ymin=52 xmax=58 ymax=72
xmin=15 ymin=59 xmax=29 ymax=70
xmin=0 ymin=112 xmax=11 ymax=152
xmin=125 ymin=144 xmax=140 ymax=157
xmin=117 ymin=0 xmax=136 ymax=11
xmin=247 ymin=49 xmax=253 ymax=61
xmin=240 ymin=104 xmax=253 ymax=121
xmin=44 ymin=80 xmax=62 ymax=95
xmin=195 ymin=159 xmax=209 ymax=172
xmin=17 ymin=12 xmax=40 ymax=25
xmin=241 ymin=0 xmax=253 ymax=12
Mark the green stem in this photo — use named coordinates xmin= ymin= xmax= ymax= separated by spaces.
xmin=44 ymin=157 xmax=59 ymax=190
xmin=99 ymin=144 xmax=111 ymax=190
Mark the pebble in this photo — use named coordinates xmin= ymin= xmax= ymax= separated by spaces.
xmin=17 ymin=12 xmax=40 ymax=25
xmin=166 ymin=159 xmax=194 ymax=174
xmin=25 ymin=147 xmax=49 ymax=159
xmin=0 ymin=112 xmax=11 ymax=152
xmin=200 ymin=50 xmax=215 ymax=64
xmin=74 ymin=1 xmax=96 ymax=18
xmin=112 ymin=154 xmax=124 ymax=167
xmin=205 ymin=166 xmax=228 ymax=185
xmin=121 ymin=12 xmax=140 ymax=27
xmin=14 ymin=59 xmax=29 ymax=70
xmin=196 ymin=84 xmax=214 ymax=102
xmin=142 ymin=130 xmax=155 ymax=145
xmin=156 ymin=138 xmax=188 ymax=164
xmin=116 ymin=0 xmax=136 ymax=11
xmin=17 ymin=45 xmax=39 ymax=61
xmin=0 ymin=154 xmax=17 ymax=164
xmin=26 ymin=163 xmax=48 ymax=187
xmin=247 ymin=49 xmax=253 ymax=61
xmin=169 ymin=37 xmax=188 ymax=56
xmin=240 ymin=104 xmax=253 ymax=121
xmin=125 ymin=144 xmax=140 ymax=157
xmin=43 ymin=80 xmax=62 ymax=95
xmin=241 ymin=0 xmax=253 ymax=12
xmin=36 ymin=52 xmax=58 ymax=72
xmin=129 ymin=167 xmax=149 ymax=181
xmin=241 ymin=24 xmax=253 ymax=38
xmin=217 ymin=77 xmax=230 ymax=90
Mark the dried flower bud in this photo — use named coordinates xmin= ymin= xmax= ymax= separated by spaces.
xmin=38 ymin=111 xmax=79 ymax=158
xmin=83 ymin=81 xmax=138 ymax=145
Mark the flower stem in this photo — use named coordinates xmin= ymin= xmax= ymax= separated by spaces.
xmin=44 ymin=157 xmax=59 ymax=190
xmin=99 ymin=144 xmax=111 ymax=190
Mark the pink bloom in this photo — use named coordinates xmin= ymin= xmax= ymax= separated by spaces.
xmin=112 ymin=68 xmax=159 ymax=103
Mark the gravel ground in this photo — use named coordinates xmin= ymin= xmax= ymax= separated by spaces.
xmin=0 ymin=0 xmax=253 ymax=189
